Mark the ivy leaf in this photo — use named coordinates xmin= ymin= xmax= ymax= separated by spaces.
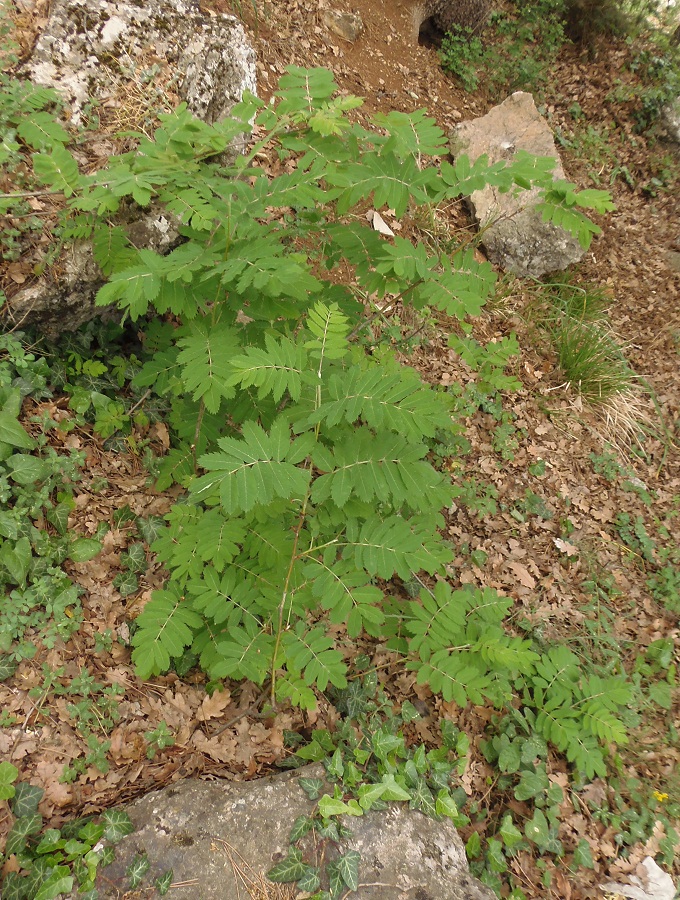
xmin=0 ymin=761 xmax=18 ymax=800
xmin=267 ymin=847 xmax=307 ymax=883
xmin=126 ymin=852 xmax=150 ymax=889
xmin=289 ymin=815 xmax=314 ymax=842
xmin=102 ymin=808 xmax=135 ymax=843
xmin=524 ymin=809 xmax=550 ymax=849
xmin=297 ymin=866 xmax=321 ymax=892
xmin=499 ymin=814 xmax=524 ymax=850
xmin=113 ymin=570 xmax=139 ymax=598
xmin=379 ymin=774 xmax=411 ymax=802
xmin=12 ymin=781 xmax=43 ymax=816
xmin=69 ymin=538 xmax=102 ymax=563
xmin=6 ymin=813 xmax=43 ymax=855
xmin=336 ymin=850 xmax=361 ymax=891
xmin=573 ymin=838 xmax=594 ymax=869
xmin=435 ymin=790 xmax=467 ymax=825
xmin=317 ymin=795 xmax=363 ymax=818
xmin=33 ymin=868 xmax=74 ymax=900
xmin=298 ymin=777 xmax=324 ymax=800
xmin=0 ymin=411 xmax=36 ymax=449
xmin=155 ymin=871 xmax=174 ymax=895
xmin=409 ymin=779 xmax=436 ymax=817
xmin=514 ymin=767 xmax=549 ymax=802
xmin=357 ymin=782 xmax=387 ymax=810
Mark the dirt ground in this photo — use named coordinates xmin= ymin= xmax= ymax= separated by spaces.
xmin=1 ymin=0 xmax=679 ymax=897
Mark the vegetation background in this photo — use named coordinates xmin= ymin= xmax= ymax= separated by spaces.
xmin=0 ymin=0 xmax=679 ymax=897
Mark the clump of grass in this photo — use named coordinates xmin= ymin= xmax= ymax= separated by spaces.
xmin=529 ymin=278 xmax=653 ymax=446
xmin=551 ymin=320 xmax=634 ymax=403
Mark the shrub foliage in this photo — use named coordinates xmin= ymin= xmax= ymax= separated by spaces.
xmin=23 ymin=65 xmax=624 ymax=775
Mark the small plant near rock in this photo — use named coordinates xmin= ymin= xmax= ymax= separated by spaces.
xmin=269 ymin=673 xmax=469 ymax=897
xmin=440 ymin=0 xmax=567 ymax=100
xmin=0 ymin=760 xmax=134 ymax=900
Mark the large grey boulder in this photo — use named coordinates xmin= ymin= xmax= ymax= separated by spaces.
xmin=662 ymin=96 xmax=680 ymax=145
xmin=6 ymin=0 xmax=255 ymax=335
xmin=26 ymin=0 xmax=256 ymax=129
xmin=93 ymin=767 xmax=495 ymax=900
xmin=4 ymin=207 xmax=179 ymax=337
xmin=450 ymin=91 xmax=586 ymax=278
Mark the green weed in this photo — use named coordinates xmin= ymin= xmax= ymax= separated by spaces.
xmin=0 ymin=760 xmax=134 ymax=898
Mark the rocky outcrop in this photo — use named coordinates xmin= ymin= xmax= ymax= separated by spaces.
xmin=92 ymin=767 xmax=496 ymax=900
xmin=5 ymin=0 xmax=255 ymax=335
xmin=25 ymin=0 xmax=256 ymax=130
xmin=450 ymin=91 xmax=586 ymax=277
xmin=4 ymin=207 xmax=179 ymax=337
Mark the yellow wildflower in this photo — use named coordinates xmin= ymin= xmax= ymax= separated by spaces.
xmin=652 ymin=790 xmax=669 ymax=803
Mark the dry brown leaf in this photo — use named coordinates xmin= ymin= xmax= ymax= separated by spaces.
xmin=200 ymin=688 xmax=232 ymax=721
xmin=507 ymin=562 xmax=536 ymax=589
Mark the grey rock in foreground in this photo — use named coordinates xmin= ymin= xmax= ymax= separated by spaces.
xmin=93 ymin=767 xmax=495 ymax=900
xmin=450 ymin=91 xmax=586 ymax=278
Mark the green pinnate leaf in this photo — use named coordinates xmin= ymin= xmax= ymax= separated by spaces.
xmin=282 ymin=624 xmax=348 ymax=692
xmin=227 ymin=334 xmax=306 ymax=402
xmin=176 ymin=320 xmax=239 ymax=414
xmin=32 ymin=144 xmax=80 ymax=195
xmin=193 ymin=418 xmax=312 ymax=514
xmin=131 ymin=588 xmax=203 ymax=678
xmin=304 ymin=301 xmax=350 ymax=362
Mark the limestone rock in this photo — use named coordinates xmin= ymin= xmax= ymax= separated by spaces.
xmin=322 ymin=9 xmax=364 ymax=42
xmin=6 ymin=0 xmax=256 ymax=334
xmin=661 ymin=95 xmax=680 ymax=145
xmin=450 ymin=91 xmax=586 ymax=277
xmin=25 ymin=0 xmax=256 ymax=130
xmin=4 ymin=207 xmax=179 ymax=337
xmin=92 ymin=768 xmax=496 ymax=900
